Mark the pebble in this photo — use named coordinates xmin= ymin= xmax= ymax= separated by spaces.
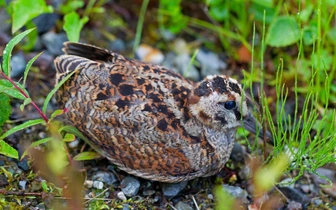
xmin=19 ymin=180 xmax=27 ymax=190
xmin=41 ymin=32 xmax=68 ymax=56
xmin=207 ymin=193 xmax=214 ymax=200
xmin=230 ymin=143 xmax=245 ymax=163
xmin=313 ymin=199 xmax=323 ymax=206
xmin=117 ymin=191 xmax=127 ymax=201
xmin=136 ymin=44 xmax=164 ymax=64
xmin=17 ymin=158 xmax=30 ymax=171
xmin=0 ymin=160 xmax=5 ymax=166
xmin=161 ymin=181 xmax=188 ymax=199
xmin=287 ymin=201 xmax=302 ymax=210
xmin=277 ymin=186 xmax=308 ymax=204
xmin=122 ymin=204 xmax=131 ymax=210
xmin=84 ymin=180 xmax=93 ymax=188
xmin=109 ymin=38 xmax=126 ymax=52
xmin=221 ymin=184 xmax=249 ymax=204
xmin=175 ymin=201 xmax=193 ymax=210
xmin=36 ymin=203 xmax=46 ymax=210
xmin=173 ymin=53 xmax=200 ymax=81
xmin=92 ymin=171 xmax=118 ymax=186
xmin=68 ymin=139 xmax=80 ymax=148
xmin=300 ymin=184 xmax=312 ymax=194
xmin=120 ymin=176 xmax=141 ymax=197
xmin=10 ymin=52 xmax=26 ymax=78
xmin=196 ymin=49 xmax=227 ymax=78
xmin=0 ymin=9 xmax=10 ymax=32
xmin=33 ymin=13 xmax=60 ymax=34
xmin=93 ymin=181 xmax=104 ymax=189
xmin=0 ymin=174 xmax=8 ymax=187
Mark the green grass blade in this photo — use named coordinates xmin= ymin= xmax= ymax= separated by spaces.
xmin=23 ymin=52 xmax=43 ymax=86
xmin=0 ymin=140 xmax=18 ymax=159
xmin=133 ymin=0 xmax=150 ymax=52
xmin=0 ymin=119 xmax=44 ymax=140
xmin=2 ymin=28 xmax=35 ymax=76
xmin=42 ymin=68 xmax=79 ymax=114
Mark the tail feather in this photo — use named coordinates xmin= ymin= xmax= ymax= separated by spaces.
xmin=63 ymin=42 xmax=123 ymax=62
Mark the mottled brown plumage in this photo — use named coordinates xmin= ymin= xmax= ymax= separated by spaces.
xmin=54 ymin=42 xmax=264 ymax=182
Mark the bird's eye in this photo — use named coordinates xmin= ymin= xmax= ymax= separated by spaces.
xmin=218 ymin=101 xmax=236 ymax=110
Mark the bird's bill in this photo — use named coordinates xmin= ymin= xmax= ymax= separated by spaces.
xmin=242 ymin=112 xmax=274 ymax=145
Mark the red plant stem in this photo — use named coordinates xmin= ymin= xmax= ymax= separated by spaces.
xmin=0 ymin=71 xmax=49 ymax=123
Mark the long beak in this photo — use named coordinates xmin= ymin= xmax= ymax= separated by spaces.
xmin=242 ymin=112 xmax=274 ymax=145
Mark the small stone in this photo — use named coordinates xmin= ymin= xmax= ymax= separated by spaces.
xmin=19 ymin=180 xmax=27 ymax=190
xmin=221 ymin=184 xmax=249 ymax=204
xmin=161 ymin=181 xmax=188 ymax=199
xmin=207 ymin=194 xmax=214 ymax=200
xmin=173 ymin=53 xmax=200 ymax=81
xmin=93 ymin=181 xmax=104 ymax=189
xmin=92 ymin=171 xmax=118 ymax=186
xmin=33 ymin=13 xmax=60 ymax=34
xmin=10 ymin=52 xmax=26 ymax=78
xmin=109 ymin=39 xmax=126 ymax=52
xmin=300 ymin=184 xmax=311 ymax=194
xmin=84 ymin=180 xmax=93 ymax=188
xmin=278 ymin=186 xmax=308 ymax=204
xmin=287 ymin=201 xmax=302 ymax=210
xmin=41 ymin=32 xmax=68 ymax=56
xmin=68 ymin=139 xmax=79 ymax=148
xmin=122 ymin=204 xmax=131 ymax=210
xmin=17 ymin=158 xmax=30 ymax=171
xmin=196 ymin=49 xmax=227 ymax=78
xmin=0 ymin=160 xmax=5 ymax=166
xmin=0 ymin=174 xmax=8 ymax=187
xmin=120 ymin=176 xmax=140 ymax=197
xmin=117 ymin=191 xmax=127 ymax=201
xmin=175 ymin=201 xmax=193 ymax=210
xmin=313 ymin=199 xmax=322 ymax=206
xmin=142 ymin=189 xmax=155 ymax=196
xmin=230 ymin=143 xmax=245 ymax=163
xmin=136 ymin=44 xmax=164 ymax=64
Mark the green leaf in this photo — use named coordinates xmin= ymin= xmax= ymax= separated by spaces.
xmin=2 ymin=28 xmax=35 ymax=76
xmin=12 ymin=0 xmax=53 ymax=33
xmin=23 ymin=52 xmax=43 ymax=86
xmin=252 ymin=0 xmax=273 ymax=7
xmin=49 ymin=109 xmax=65 ymax=122
xmin=266 ymin=16 xmax=300 ymax=47
xmin=73 ymin=151 xmax=101 ymax=161
xmin=59 ymin=0 xmax=85 ymax=14
xmin=0 ymin=79 xmax=28 ymax=100
xmin=0 ymin=119 xmax=44 ymax=140
xmin=43 ymin=67 xmax=79 ymax=114
xmin=0 ymin=93 xmax=11 ymax=134
xmin=0 ymin=140 xmax=18 ymax=159
xmin=20 ymin=98 xmax=32 ymax=111
xmin=63 ymin=11 xmax=89 ymax=42
xmin=62 ymin=133 xmax=76 ymax=142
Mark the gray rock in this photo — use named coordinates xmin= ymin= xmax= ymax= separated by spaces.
xmin=161 ymin=181 xmax=188 ymax=199
xmin=287 ymin=201 xmax=302 ymax=210
xmin=84 ymin=180 xmax=93 ymax=188
xmin=313 ymin=199 xmax=322 ymax=206
xmin=221 ymin=184 xmax=249 ymax=204
xmin=36 ymin=203 xmax=46 ymax=210
xmin=122 ymin=204 xmax=131 ymax=210
xmin=175 ymin=201 xmax=193 ymax=210
xmin=10 ymin=52 xmax=26 ymax=78
xmin=117 ymin=191 xmax=127 ymax=201
xmin=109 ymin=39 xmax=126 ymax=52
xmin=19 ymin=180 xmax=27 ymax=190
xmin=33 ymin=13 xmax=60 ymax=34
xmin=0 ymin=9 xmax=10 ymax=32
xmin=41 ymin=32 xmax=68 ymax=56
xmin=196 ymin=49 xmax=227 ymax=78
xmin=174 ymin=53 xmax=200 ymax=81
xmin=121 ymin=176 xmax=140 ymax=197
xmin=278 ymin=186 xmax=308 ymax=204
xmin=17 ymin=158 xmax=29 ymax=171
xmin=93 ymin=181 xmax=104 ymax=189
xmin=92 ymin=171 xmax=118 ymax=186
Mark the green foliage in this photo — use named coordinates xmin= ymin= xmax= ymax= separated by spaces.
xmin=266 ymin=16 xmax=300 ymax=47
xmin=63 ymin=11 xmax=89 ymax=42
xmin=11 ymin=0 xmax=53 ymax=33
xmin=0 ymin=93 xmax=11 ymax=134
xmin=159 ymin=0 xmax=187 ymax=34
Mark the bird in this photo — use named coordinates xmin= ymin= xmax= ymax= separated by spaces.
xmin=54 ymin=42 xmax=270 ymax=183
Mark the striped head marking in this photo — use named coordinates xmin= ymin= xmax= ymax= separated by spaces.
xmin=188 ymin=75 xmax=248 ymax=131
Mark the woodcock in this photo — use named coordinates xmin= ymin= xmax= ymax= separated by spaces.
xmin=54 ymin=42 xmax=267 ymax=183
